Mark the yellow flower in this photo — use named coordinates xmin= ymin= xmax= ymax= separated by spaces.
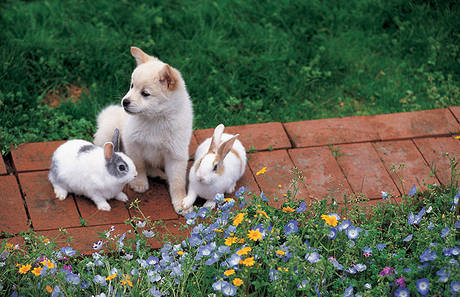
xmin=276 ymin=250 xmax=285 ymax=256
xmin=247 ymin=229 xmax=263 ymax=241
xmin=224 ymin=269 xmax=235 ymax=276
xmin=177 ymin=251 xmax=184 ymax=256
xmin=41 ymin=260 xmax=54 ymax=269
xmin=233 ymin=278 xmax=243 ymax=287
xmin=18 ymin=264 xmax=31 ymax=274
xmin=46 ymin=285 xmax=52 ymax=293
xmin=255 ymin=167 xmax=267 ymax=175
xmin=32 ymin=267 xmax=42 ymax=276
xmin=282 ymin=206 xmax=295 ymax=213
xmin=241 ymin=257 xmax=255 ymax=266
xmin=120 ymin=274 xmax=133 ymax=287
xmin=106 ymin=273 xmax=117 ymax=281
xmin=42 ymin=238 xmax=50 ymax=244
xmin=224 ymin=198 xmax=234 ymax=203
xmin=5 ymin=243 xmax=13 ymax=249
xmin=213 ymin=229 xmax=223 ymax=232
xmin=238 ymin=238 xmax=245 ymax=243
xmin=278 ymin=184 xmax=282 ymax=188
xmin=233 ymin=213 xmax=247 ymax=227
xmin=321 ymin=214 xmax=338 ymax=227
xmin=256 ymin=210 xmax=270 ymax=219
xmin=237 ymin=246 xmax=252 ymax=255
xmin=455 ymin=135 xmax=460 ymax=139
xmin=225 ymin=236 xmax=238 ymax=246
xmin=283 ymin=193 xmax=288 ymax=197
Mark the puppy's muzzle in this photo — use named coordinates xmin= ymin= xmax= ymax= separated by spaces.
xmin=122 ymin=99 xmax=131 ymax=108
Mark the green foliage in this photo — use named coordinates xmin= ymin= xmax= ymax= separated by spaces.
xmin=1 ymin=0 xmax=460 ymax=153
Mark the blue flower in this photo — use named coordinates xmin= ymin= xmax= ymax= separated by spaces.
xmin=416 ymin=278 xmax=430 ymax=295
xmin=408 ymin=185 xmax=416 ymax=196
xmin=221 ymin=283 xmax=237 ymax=296
xmin=345 ymin=226 xmax=362 ymax=240
xmin=376 ymin=243 xmax=386 ymax=251
xmin=455 ymin=220 xmax=460 ymax=229
xmin=348 ymin=240 xmax=356 ymax=248
xmin=184 ymin=211 xmax=197 ymax=225
xmin=296 ymin=201 xmax=307 ymax=213
xmin=414 ymin=207 xmax=426 ymax=224
xmin=427 ymin=221 xmax=434 ymax=230
xmin=93 ymin=275 xmax=107 ymax=286
xmin=394 ymin=287 xmax=410 ymax=297
xmin=437 ymin=269 xmax=449 ymax=283
xmin=205 ymin=252 xmax=220 ymax=265
xmin=298 ymin=279 xmax=309 ymax=289
xmin=354 ymin=264 xmax=367 ymax=272
xmin=269 ymin=269 xmax=280 ymax=281
xmin=329 ymin=259 xmax=343 ymax=270
xmin=364 ymin=283 xmax=372 ymax=290
xmin=284 ymin=219 xmax=299 ymax=236
xmin=224 ymin=254 xmax=242 ymax=267
xmin=346 ymin=266 xmax=356 ymax=274
xmin=441 ymin=227 xmax=450 ymax=238
xmin=212 ymin=279 xmax=228 ymax=292
xmin=362 ymin=246 xmax=372 ymax=254
xmin=195 ymin=242 xmax=216 ymax=260
xmin=214 ymin=193 xmax=225 ymax=204
xmin=451 ymin=281 xmax=460 ymax=294
xmin=136 ymin=221 xmax=146 ymax=228
xmin=235 ymin=186 xmax=246 ymax=197
xmin=51 ymin=286 xmax=61 ymax=297
xmin=420 ymin=248 xmax=437 ymax=262
xmin=327 ymin=228 xmax=337 ymax=240
xmin=338 ymin=220 xmax=351 ymax=232
xmin=344 ymin=286 xmax=353 ymax=297
xmin=65 ymin=271 xmax=80 ymax=285
xmin=260 ymin=191 xmax=269 ymax=202
xmin=197 ymin=207 xmax=208 ymax=218
xmin=403 ymin=234 xmax=413 ymax=242
xmin=381 ymin=191 xmax=388 ymax=199
xmin=305 ymin=252 xmax=320 ymax=264
xmin=60 ymin=247 xmax=76 ymax=257
xmin=149 ymin=286 xmax=163 ymax=297
xmin=188 ymin=234 xmax=202 ymax=247
xmin=146 ymin=256 xmax=159 ymax=266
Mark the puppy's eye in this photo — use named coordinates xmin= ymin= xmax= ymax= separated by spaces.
xmin=130 ymin=83 xmax=133 ymax=89
xmin=118 ymin=164 xmax=126 ymax=171
xmin=213 ymin=164 xmax=218 ymax=171
xmin=141 ymin=91 xmax=150 ymax=97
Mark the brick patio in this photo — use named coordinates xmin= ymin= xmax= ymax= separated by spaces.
xmin=1 ymin=107 xmax=459 ymax=253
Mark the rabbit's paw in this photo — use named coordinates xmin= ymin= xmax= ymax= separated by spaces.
xmin=115 ymin=192 xmax=129 ymax=202
xmin=53 ymin=186 xmax=68 ymax=201
xmin=96 ymin=201 xmax=111 ymax=211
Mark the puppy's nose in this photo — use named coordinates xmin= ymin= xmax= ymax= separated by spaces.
xmin=122 ymin=99 xmax=130 ymax=107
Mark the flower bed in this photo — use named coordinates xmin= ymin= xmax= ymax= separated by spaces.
xmin=1 ymin=175 xmax=459 ymax=296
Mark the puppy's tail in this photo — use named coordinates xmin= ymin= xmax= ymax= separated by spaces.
xmin=94 ymin=105 xmax=125 ymax=147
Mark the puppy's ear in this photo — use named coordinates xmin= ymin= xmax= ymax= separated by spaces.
xmin=130 ymin=46 xmax=151 ymax=66
xmin=159 ymin=64 xmax=179 ymax=91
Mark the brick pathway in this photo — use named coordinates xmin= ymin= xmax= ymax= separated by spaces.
xmin=1 ymin=107 xmax=459 ymax=253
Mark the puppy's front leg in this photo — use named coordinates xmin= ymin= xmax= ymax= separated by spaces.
xmin=129 ymin=155 xmax=149 ymax=193
xmin=164 ymin=155 xmax=187 ymax=214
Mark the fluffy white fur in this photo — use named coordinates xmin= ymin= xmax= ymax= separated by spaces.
xmin=48 ymin=139 xmax=137 ymax=211
xmin=93 ymin=47 xmax=193 ymax=214
xmin=183 ymin=124 xmax=246 ymax=210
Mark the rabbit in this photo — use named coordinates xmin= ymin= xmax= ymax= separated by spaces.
xmin=182 ymin=124 xmax=246 ymax=211
xmin=48 ymin=129 xmax=137 ymax=211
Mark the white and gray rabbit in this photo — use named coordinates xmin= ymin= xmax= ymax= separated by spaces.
xmin=182 ymin=124 xmax=246 ymax=211
xmin=48 ymin=129 xmax=137 ymax=211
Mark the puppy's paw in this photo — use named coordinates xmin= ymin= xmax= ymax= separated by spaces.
xmin=130 ymin=178 xmax=149 ymax=193
xmin=97 ymin=201 xmax=111 ymax=211
xmin=181 ymin=206 xmax=194 ymax=215
xmin=203 ymin=200 xmax=217 ymax=209
xmin=115 ymin=192 xmax=129 ymax=202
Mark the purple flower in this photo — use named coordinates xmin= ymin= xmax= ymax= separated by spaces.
xmin=63 ymin=265 xmax=72 ymax=272
xmin=420 ymin=248 xmax=437 ymax=262
xmin=379 ymin=266 xmax=395 ymax=276
xmin=408 ymin=185 xmax=416 ymax=197
xmin=416 ymin=278 xmax=429 ymax=295
xmin=296 ymin=201 xmax=307 ymax=213
xmin=394 ymin=287 xmax=410 ymax=297
xmin=284 ymin=219 xmax=298 ymax=236
xmin=362 ymin=246 xmax=372 ymax=257
xmin=403 ymin=234 xmax=413 ymax=242
xmin=441 ymin=227 xmax=450 ymax=238
xmin=395 ymin=277 xmax=406 ymax=288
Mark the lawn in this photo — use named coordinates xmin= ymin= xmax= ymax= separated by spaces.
xmin=1 ymin=0 xmax=459 ymax=153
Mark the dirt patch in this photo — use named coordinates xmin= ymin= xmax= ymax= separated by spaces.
xmin=44 ymin=84 xmax=89 ymax=107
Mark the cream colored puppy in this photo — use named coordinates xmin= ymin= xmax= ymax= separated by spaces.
xmin=94 ymin=47 xmax=193 ymax=214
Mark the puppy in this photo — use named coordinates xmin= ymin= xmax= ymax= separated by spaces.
xmin=94 ymin=47 xmax=193 ymax=214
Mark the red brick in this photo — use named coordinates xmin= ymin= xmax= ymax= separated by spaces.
xmin=1 ymin=236 xmax=25 ymax=248
xmin=450 ymin=106 xmax=460 ymax=123
xmin=371 ymin=108 xmax=459 ymax=140
xmin=146 ymin=218 xmax=188 ymax=249
xmin=289 ymin=147 xmax=353 ymax=203
xmin=126 ymin=178 xmax=179 ymax=221
xmin=284 ymin=116 xmax=378 ymax=147
xmin=194 ymin=122 xmax=291 ymax=152
xmin=247 ymin=150 xmax=306 ymax=208
xmin=335 ymin=143 xmax=399 ymax=199
xmin=74 ymin=193 xmax=131 ymax=227
xmin=18 ymin=171 xmax=81 ymax=230
xmin=0 ymin=176 xmax=29 ymax=234
xmin=374 ymin=140 xmax=439 ymax=195
xmin=11 ymin=141 xmax=64 ymax=172
xmin=414 ymin=136 xmax=460 ymax=186
xmin=39 ymin=223 xmax=133 ymax=255
xmin=0 ymin=157 xmax=6 ymax=175
xmin=234 ymin=164 xmax=260 ymax=197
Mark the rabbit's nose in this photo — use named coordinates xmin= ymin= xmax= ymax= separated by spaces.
xmin=134 ymin=171 xmax=138 ymax=178
xmin=198 ymin=176 xmax=204 ymax=182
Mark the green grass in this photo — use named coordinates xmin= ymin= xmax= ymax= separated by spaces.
xmin=1 ymin=0 xmax=460 ymax=153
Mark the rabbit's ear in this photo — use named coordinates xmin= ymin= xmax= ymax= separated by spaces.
xmin=217 ymin=134 xmax=239 ymax=162
xmin=208 ymin=124 xmax=225 ymax=153
xmin=103 ymin=142 xmax=114 ymax=160
xmin=111 ymin=128 xmax=120 ymax=152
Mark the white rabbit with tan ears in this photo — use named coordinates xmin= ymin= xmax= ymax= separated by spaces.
xmin=48 ymin=129 xmax=137 ymax=211
xmin=183 ymin=124 xmax=246 ymax=211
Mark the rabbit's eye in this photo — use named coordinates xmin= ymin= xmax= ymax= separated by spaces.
xmin=213 ymin=164 xmax=218 ymax=171
xmin=118 ymin=164 xmax=126 ymax=171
